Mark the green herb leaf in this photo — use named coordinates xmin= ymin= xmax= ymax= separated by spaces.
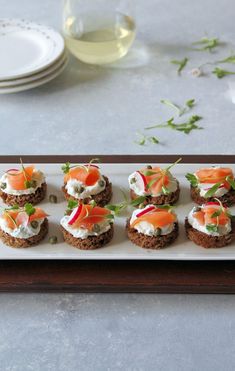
xmin=217 ymin=54 xmax=235 ymax=64
xmin=156 ymin=204 xmax=173 ymax=211
xmin=149 ymin=136 xmax=159 ymax=144
xmin=171 ymin=57 xmax=188 ymax=75
xmin=206 ymin=224 xmax=219 ymax=233
xmin=186 ymin=99 xmax=195 ymax=109
xmin=62 ymin=162 xmax=71 ymax=174
xmin=162 ymin=185 xmax=170 ymax=195
xmin=67 ymin=199 xmax=78 ymax=210
xmin=185 ymin=173 xmax=198 ymax=187
xmin=226 ymin=176 xmax=235 ymax=190
xmin=134 ymin=133 xmax=160 ymax=146
xmin=24 ymin=203 xmax=36 ymax=216
xmin=192 ymin=37 xmax=220 ymax=52
xmin=130 ymin=196 xmax=147 ymax=207
xmin=204 ymin=182 xmax=222 ymax=198
xmin=211 ymin=209 xmax=222 ymax=219
xmin=212 ymin=67 xmax=235 ymax=78
xmin=161 ymin=98 xmax=195 ymax=117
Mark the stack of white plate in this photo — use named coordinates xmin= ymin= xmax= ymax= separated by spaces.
xmin=0 ymin=18 xmax=68 ymax=94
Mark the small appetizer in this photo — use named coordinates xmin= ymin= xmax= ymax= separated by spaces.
xmin=185 ymin=201 xmax=235 ymax=248
xmin=61 ymin=161 xmax=112 ymax=207
xmin=186 ymin=167 xmax=235 ymax=206
xmin=0 ymin=203 xmax=48 ymax=248
xmin=61 ymin=201 xmax=114 ymax=250
xmin=128 ymin=159 xmax=181 ymax=206
xmin=0 ymin=160 xmax=46 ymax=206
xmin=126 ymin=204 xmax=178 ymax=249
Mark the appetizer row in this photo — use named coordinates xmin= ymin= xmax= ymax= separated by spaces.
xmin=0 ymin=159 xmax=235 ymax=207
xmin=0 ymin=200 xmax=234 ymax=250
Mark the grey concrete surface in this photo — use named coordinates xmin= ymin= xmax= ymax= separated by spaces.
xmin=1 ymin=0 xmax=235 ymax=370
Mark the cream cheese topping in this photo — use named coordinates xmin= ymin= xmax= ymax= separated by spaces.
xmin=65 ymin=176 xmax=106 ymax=200
xmin=0 ymin=217 xmax=44 ymax=239
xmin=130 ymin=205 xmax=176 ymax=237
xmin=188 ymin=207 xmax=231 ymax=237
xmin=0 ymin=169 xmax=45 ymax=195
xmin=60 ymin=215 xmax=111 ymax=239
xmin=128 ymin=171 xmax=178 ymax=197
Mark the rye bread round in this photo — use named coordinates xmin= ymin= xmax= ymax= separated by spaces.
xmin=0 ymin=218 xmax=48 ymax=248
xmin=126 ymin=218 xmax=178 ymax=249
xmin=130 ymin=181 xmax=180 ymax=206
xmin=190 ymin=185 xmax=235 ymax=207
xmin=61 ymin=223 xmax=114 ymax=250
xmin=0 ymin=182 xmax=47 ymax=207
xmin=185 ymin=217 xmax=235 ymax=248
xmin=62 ymin=175 xmax=112 ymax=207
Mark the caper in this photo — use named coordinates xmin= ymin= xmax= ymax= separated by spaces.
xmin=93 ymin=224 xmax=101 ymax=233
xmin=155 ymin=228 xmax=161 ymax=236
xmin=193 ymin=206 xmax=201 ymax=212
xmin=130 ymin=178 xmax=136 ymax=184
xmin=31 ymin=180 xmax=37 ymax=188
xmin=98 ymin=180 xmax=105 ymax=187
xmin=138 ymin=203 xmax=145 ymax=209
xmin=31 ymin=220 xmax=39 ymax=229
xmin=49 ymin=194 xmax=57 ymax=204
xmin=49 ymin=236 xmax=58 ymax=245
xmin=74 ymin=186 xmax=80 ymax=194
xmin=147 ymin=165 xmax=152 ymax=169
xmin=80 ymin=186 xmax=85 ymax=193
xmin=1 ymin=182 xmax=6 ymax=190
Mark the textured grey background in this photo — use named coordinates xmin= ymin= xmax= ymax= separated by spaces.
xmin=1 ymin=0 xmax=235 ymax=370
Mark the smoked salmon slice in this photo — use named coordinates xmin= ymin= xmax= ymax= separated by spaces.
xmin=193 ymin=205 xmax=230 ymax=227
xmin=7 ymin=166 xmax=35 ymax=190
xmin=64 ymin=166 xmax=100 ymax=186
xmin=71 ymin=204 xmax=111 ymax=230
xmin=141 ymin=167 xmax=169 ymax=194
xmin=131 ymin=209 xmax=176 ymax=229
xmin=195 ymin=167 xmax=233 ymax=185
xmin=3 ymin=207 xmax=47 ymax=229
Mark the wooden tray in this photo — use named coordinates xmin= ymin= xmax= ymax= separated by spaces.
xmin=1 ymin=154 xmax=235 ymax=293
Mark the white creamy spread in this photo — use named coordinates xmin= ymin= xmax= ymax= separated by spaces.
xmin=195 ymin=167 xmax=229 ymax=197
xmin=0 ymin=169 xmax=45 ymax=195
xmin=130 ymin=205 xmax=176 ymax=237
xmin=60 ymin=215 xmax=111 ymax=239
xmin=128 ymin=171 xmax=178 ymax=197
xmin=188 ymin=207 xmax=231 ymax=237
xmin=65 ymin=175 xmax=106 ymax=200
xmin=0 ymin=217 xmax=44 ymax=238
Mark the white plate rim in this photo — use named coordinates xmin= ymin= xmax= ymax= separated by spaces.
xmin=0 ymin=18 xmax=65 ymax=80
xmin=0 ymin=57 xmax=68 ymax=94
xmin=0 ymin=52 xmax=68 ymax=87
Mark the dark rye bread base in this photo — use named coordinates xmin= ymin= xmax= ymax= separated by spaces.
xmin=62 ymin=176 xmax=112 ymax=207
xmin=130 ymin=181 xmax=180 ymax=206
xmin=0 ymin=182 xmax=47 ymax=207
xmin=126 ymin=219 xmax=179 ymax=250
xmin=185 ymin=218 xmax=235 ymax=248
xmin=190 ymin=185 xmax=235 ymax=207
xmin=61 ymin=224 xmax=114 ymax=250
xmin=0 ymin=218 xmax=48 ymax=248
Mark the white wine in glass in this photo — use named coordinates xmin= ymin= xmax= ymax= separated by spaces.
xmin=63 ymin=0 xmax=136 ymax=65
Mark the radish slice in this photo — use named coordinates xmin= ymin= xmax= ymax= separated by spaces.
xmin=68 ymin=204 xmax=83 ymax=225
xmin=6 ymin=169 xmax=20 ymax=175
xmin=15 ymin=212 xmax=29 ymax=227
xmin=135 ymin=171 xmax=147 ymax=192
xmin=204 ymin=202 xmax=220 ymax=206
xmin=136 ymin=206 xmax=155 ymax=218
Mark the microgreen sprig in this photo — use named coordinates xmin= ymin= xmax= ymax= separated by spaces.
xmin=212 ymin=67 xmax=235 ymax=79
xmin=145 ymin=115 xmax=203 ymax=134
xmin=171 ymin=57 xmax=189 ymax=74
xmin=204 ymin=182 xmax=223 ymax=198
xmin=160 ymin=99 xmax=195 ymax=117
xmin=185 ymin=173 xmax=198 ymax=187
xmin=24 ymin=203 xmax=36 ymax=216
xmin=105 ymin=192 xmax=146 ymax=216
xmin=192 ymin=37 xmax=220 ymax=52
xmin=134 ymin=133 xmax=159 ymax=146
xmin=62 ymin=158 xmax=100 ymax=174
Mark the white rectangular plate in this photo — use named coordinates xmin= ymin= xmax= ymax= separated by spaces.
xmin=0 ymin=162 xmax=235 ymax=260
